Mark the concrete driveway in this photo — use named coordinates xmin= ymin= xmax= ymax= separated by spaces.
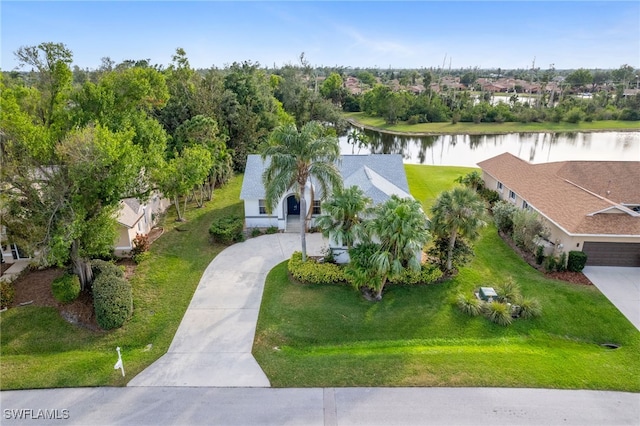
xmin=127 ymin=232 xmax=328 ymax=387
xmin=582 ymin=266 xmax=640 ymax=331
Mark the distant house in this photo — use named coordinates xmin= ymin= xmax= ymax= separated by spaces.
xmin=478 ymin=153 xmax=640 ymax=266
xmin=240 ymin=154 xmax=412 ymax=233
xmin=114 ymin=194 xmax=170 ymax=257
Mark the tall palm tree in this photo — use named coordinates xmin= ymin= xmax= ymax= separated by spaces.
xmin=261 ymin=121 xmax=342 ymax=261
xmin=315 ymin=185 xmax=372 ymax=250
xmin=360 ymin=195 xmax=430 ymax=300
xmin=430 ymin=187 xmax=486 ymax=272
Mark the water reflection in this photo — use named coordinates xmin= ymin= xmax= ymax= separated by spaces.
xmin=339 ymin=127 xmax=639 ymax=167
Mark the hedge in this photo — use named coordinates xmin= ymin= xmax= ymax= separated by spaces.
xmin=91 ymin=259 xmax=124 ymax=279
xmin=92 ymin=273 xmax=133 ymax=330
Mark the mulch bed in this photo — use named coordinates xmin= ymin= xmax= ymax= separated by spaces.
xmin=6 ymin=257 xmax=138 ymax=332
xmin=497 ymin=231 xmax=593 ymax=286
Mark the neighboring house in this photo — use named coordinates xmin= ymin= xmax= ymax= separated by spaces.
xmin=114 ymin=194 xmax=170 ymax=257
xmin=478 ymin=152 xmax=640 ymax=266
xmin=240 ymin=154 xmax=412 ymax=231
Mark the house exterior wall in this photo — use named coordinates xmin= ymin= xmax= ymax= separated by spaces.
xmin=244 ymin=182 xmax=315 ymax=231
xmin=481 ymin=171 xmax=640 ymax=258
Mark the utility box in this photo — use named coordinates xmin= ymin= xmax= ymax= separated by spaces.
xmin=479 ymin=287 xmax=498 ymax=302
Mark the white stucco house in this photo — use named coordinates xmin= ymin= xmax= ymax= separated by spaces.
xmin=240 ymin=154 xmax=412 ymax=231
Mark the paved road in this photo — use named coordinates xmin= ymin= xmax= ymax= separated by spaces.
xmin=2 ymin=387 xmax=638 ymax=425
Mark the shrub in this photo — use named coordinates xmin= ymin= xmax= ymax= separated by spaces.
xmin=130 ymin=233 xmax=150 ymax=257
xmin=389 ymin=263 xmax=443 ymax=285
xmin=91 ymin=259 xmax=124 ymax=279
xmin=564 ymin=107 xmax=584 ymax=123
xmin=265 ymin=226 xmax=278 ymax=234
xmin=1 ymin=281 xmax=15 ymax=309
xmin=250 ymin=228 xmax=262 ymax=238
xmin=512 ymin=209 xmax=549 ymax=254
xmin=478 ymin=188 xmax=500 ymax=207
xmin=484 ymin=301 xmax=512 ymax=326
xmin=535 ymin=245 xmax=545 ymax=265
xmin=92 ymin=273 xmax=133 ymax=330
xmin=544 ymin=256 xmax=557 ymax=272
xmin=428 ymin=235 xmax=475 ymax=273
xmin=557 ymin=252 xmax=567 ymax=272
xmin=288 ymin=251 xmax=347 ymax=285
xmin=51 ymin=274 xmax=81 ymax=303
xmin=517 ymin=297 xmax=542 ymax=319
xmin=496 ymin=277 xmax=521 ymax=303
xmin=133 ymin=251 xmax=151 ymax=264
xmin=567 ymin=251 xmax=588 ymax=272
xmin=456 ymin=293 xmax=483 ymax=317
xmin=619 ymin=108 xmax=640 ymax=121
xmin=492 ymin=201 xmax=518 ymax=234
xmin=209 ymin=216 xmax=244 ymax=244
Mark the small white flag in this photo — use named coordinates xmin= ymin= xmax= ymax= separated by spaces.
xmin=114 ymin=346 xmax=125 ymax=377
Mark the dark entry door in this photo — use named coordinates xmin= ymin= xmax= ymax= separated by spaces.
xmin=287 ymin=195 xmax=300 ymax=215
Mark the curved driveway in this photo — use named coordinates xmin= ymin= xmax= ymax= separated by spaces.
xmin=128 ymin=232 xmax=327 ymax=387
xmin=2 ymin=233 xmax=639 ymax=424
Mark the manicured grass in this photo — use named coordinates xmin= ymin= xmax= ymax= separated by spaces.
xmin=0 ymin=175 xmax=244 ymax=389
xmin=253 ymin=165 xmax=640 ymax=390
xmin=344 ymin=112 xmax=640 ymax=135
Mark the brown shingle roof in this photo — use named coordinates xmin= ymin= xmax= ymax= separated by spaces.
xmin=478 ymin=153 xmax=640 ymax=236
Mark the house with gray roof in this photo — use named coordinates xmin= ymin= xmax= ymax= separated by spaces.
xmin=240 ymin=154 xmax=413 ymax=233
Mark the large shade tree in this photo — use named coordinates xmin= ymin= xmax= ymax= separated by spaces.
xmin=430 ymin=187 xmax=486 ymax=272
xmin=261 ymin=121 xmax=342 ymax=261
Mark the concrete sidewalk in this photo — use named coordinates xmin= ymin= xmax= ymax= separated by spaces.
xmin=2 ymin=387 xmax=638 ymax=425
xmin=128 ymin=233 xmax=328 ymax=387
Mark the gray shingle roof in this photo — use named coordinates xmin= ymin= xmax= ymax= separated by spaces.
xmin=240 ymin=154 xmax=411 ymax=204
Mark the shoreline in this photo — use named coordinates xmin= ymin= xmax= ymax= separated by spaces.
xmin=345 ymin=117 xmax=640 ymax=137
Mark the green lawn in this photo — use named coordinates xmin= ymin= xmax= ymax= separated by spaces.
xmin=253 ymin=165 xmax=640 ymax=390
xmin=0 ymin=175 xmax=244 ymax=390
xmin=344 ymin=112 xmax=640 ymax=135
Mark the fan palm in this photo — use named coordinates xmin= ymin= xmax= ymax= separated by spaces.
xmin=430 ymin=187 xmax=486 ymax=272
xmin=363 ymin=195 xmax=430 ymax=300
xmin=315 ymin=185 xmax=372 ymax=250
xmin=261 ymin=121 xmax=342 ymax=261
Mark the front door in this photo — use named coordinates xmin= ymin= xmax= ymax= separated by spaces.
xmin=286 ymin=195 xmax=300 ymax=215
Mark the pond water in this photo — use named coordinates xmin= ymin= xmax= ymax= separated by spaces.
xmin=339 ymin=128 xmax=640 ymax=167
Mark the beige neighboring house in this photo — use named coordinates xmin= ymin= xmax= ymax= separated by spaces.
xmin=114 ymin=194 xmax=170 ymax=257
xmin=478 ymin=152 xmax=640 ymax=267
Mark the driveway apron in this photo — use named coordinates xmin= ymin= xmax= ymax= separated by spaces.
xmin=127 ymin=233 xmax=327 ymax=387
xmin=582 ymin=266 xmax=640 ymax=332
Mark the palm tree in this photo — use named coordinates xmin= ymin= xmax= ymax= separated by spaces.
xmin=261 ymin=121 xmax=342 ymax=261
xmin=357 ymin=195 xmax=430 ymax=300
xmin=430 ymin=187 xmax=486 ymax=272
xmin=315 ymin=185 xmax=372 ymax=250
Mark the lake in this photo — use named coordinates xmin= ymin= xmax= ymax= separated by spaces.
xmin=339 ymin=129 xmax=640 ymax=167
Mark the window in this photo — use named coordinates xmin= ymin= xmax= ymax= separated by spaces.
xmin=497 ymin=181 xmax=503 ymax=192
xmin=312 ymin=200 xmax=321 ymax=215
xmin=258 ymin=199 xmax=267 ymax=215
xmin=509 ymin=190 xmax=516 ymax=202
xmin=522 ymin=200 xmax=530 ymax=210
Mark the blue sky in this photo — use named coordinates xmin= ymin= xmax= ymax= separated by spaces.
xmin=2 ymin=1 xmax=638 ymax=71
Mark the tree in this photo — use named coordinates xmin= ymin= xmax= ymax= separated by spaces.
xmin=566 ymin=69 xmax=593 ymax=91
xmin=320 ymin=72 xmax=345 ymax=105
xmin=454 ymin=170 xmax=485 ymax=191
xmin=351 ymin=196 xmax=429 ymax=300
xmin=315 ymin=186 xmax=372 ymax=250
xmin=430 ymin=187 xmax=486 ymax=272
xmin=261 ymin=121 xmax=342 ymax=261
xmin=156 ymin=145 xmax=213 ymax=221
xmin=346 ymin=127 xmax=368 ymax=154
xmin=14 ymin=42 xmax=73 ymax=129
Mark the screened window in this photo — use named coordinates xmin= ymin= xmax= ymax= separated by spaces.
xmin=497 ymin=181 xmax=503 ymax=192
xmin=259 ymin=199 xmax=267 ymax=215
xmin=509 ymin=190 xmax=516 ymax=201
xmin=312 ymin=200 xmax=321 ymax=215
